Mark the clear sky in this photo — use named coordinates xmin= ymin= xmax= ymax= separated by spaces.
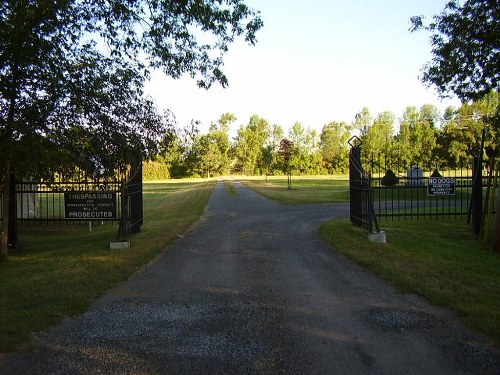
xmin=145 ymin=0 xmax=461 ymax=133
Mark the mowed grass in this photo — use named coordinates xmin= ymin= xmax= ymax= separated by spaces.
xmin=0 ymin=180 xmax=215 ymax=352
xmin=241 ymin=175 xmax=350 ymax=204
xmin=242 ymin=176 xmax=500 ymax=342
xmin=320 ymin=218 xmax=500 ymax=341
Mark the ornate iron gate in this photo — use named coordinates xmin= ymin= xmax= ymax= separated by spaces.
xmin=348 ymin=136 xmax=380 ymax=233
xmin=1 ymin=164 xmax=143 ymax=247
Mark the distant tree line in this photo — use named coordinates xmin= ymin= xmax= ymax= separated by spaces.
xmin=143 ymin=91 xmax=499 ymax=179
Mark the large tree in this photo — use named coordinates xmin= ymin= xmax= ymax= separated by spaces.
xmin=0 ymin=0 xmax=263 ymax=259
xmin=233 ymin=115 xmax=270 ymax=174
xmin=412 ymin=0 xmax=499 ymax=250
xmin=320 ymin=121 xmax=351 ymax=173
xmin=411 ymin=0 xmax=499 ymax=101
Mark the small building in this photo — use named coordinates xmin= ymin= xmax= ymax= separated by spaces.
xmin=407 ymin=165 xmax=424 ymax=186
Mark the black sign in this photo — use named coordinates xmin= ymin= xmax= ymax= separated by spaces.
xmin=64 ymin=192 xmax=117 ymax=220
xmin=427 ymin=177 xmax=456 ymax=196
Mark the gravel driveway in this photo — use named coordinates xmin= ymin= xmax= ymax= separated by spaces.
xmin=1 ymin=180 xmax=499 ymax=374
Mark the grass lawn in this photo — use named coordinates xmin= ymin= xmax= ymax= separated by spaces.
xmin=0 ymin=179 xmax=215 ymax=352
xmin=319 ymin=218 xmax=500 ymax=342
xmin=241 ymin=175 xmax=350 ymax=204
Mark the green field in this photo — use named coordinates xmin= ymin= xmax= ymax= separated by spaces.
xmin=0 ymin=180 xmax=215 ymax=352
xmin=241 ymin=175 xmax=350 ymax=204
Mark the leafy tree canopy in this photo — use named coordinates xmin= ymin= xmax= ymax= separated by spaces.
xmin=411 ymin=0 xmax=499 ymax=102
xmin=0 ymin=0 xmax=263 ymax=178
xmin=0 ymin=0 xmax=262 ymax=258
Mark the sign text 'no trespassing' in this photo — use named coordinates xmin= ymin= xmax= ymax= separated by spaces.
xmin=64 ymin=192 xmax=117 ymax=220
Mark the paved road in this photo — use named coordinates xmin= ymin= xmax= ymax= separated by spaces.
xmin=1 ymin=181 xmax=499 ymax=374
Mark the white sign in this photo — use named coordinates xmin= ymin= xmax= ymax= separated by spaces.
xmin=427 ymin=177 xmax=456 ymax=196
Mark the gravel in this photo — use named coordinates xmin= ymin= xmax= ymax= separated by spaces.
xmin=1 ymin=181 xmax=499 ymax=374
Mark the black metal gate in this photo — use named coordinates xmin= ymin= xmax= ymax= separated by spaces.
xmin=348 ymin=137 xmax=496 ymax=237
xmin=1 ymin=164 xmax=143 ymax=247
xmin=348 ymin=136 xmax=379 ymax=233
xmin=117 ymin=163 xmax=143 ymax=241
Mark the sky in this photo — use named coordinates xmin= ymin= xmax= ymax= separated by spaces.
xmin=145 ymin=0 xmax=461 ymax=134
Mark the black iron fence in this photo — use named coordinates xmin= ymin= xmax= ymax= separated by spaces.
xmin=363 ymin=154 xmax=496 ymax=235
xmin=1 ymin=165 xmax=143 ymax=247
xmin=348 ymin=141 xmax=497 ymax=236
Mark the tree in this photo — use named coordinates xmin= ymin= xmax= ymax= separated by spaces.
xmin=410 ymin=0 xmax=499 ymax=101
xmin=320 ymin=122 xmax=351 ymax=173
xmin=278 ymin=138 xmax=295 ymax=189
xmin=353 ymin=107 xmax=372 ymax=137
xmin=412 ymin=0 xmax=500 ymax=250
xmin=0 ymin=0 xmax=263 ymax=259
xmin=363 ymin=111 xmax=396 ymax=163
xmin=413 ymin=105 xmax=439 ymax=168
xmin=396 ymin=106 xmax=419 ymax=167
xmin=233 ymin=115 xmax=270 ymax=174
xmin=288 ymin=122 xmax=322 ymax=174
xmin=195 ymin=113 xmax=235 ymax=177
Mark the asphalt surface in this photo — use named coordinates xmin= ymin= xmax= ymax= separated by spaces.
xmin=1 ymin=180 xmax=499 ymax=374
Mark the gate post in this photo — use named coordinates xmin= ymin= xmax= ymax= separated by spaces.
xmin=129 ymin=163 xmax=143 ymax=233
xmin=8 ymin=171 xmax=17 ymax=249
xmin=470 ymin=129 xmax=485 ymax=236
xmin=349 ymin=141 xmax=363 ymax=227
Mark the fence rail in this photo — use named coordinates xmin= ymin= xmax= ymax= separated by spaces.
xmin=1 ymin=166 xmax=143 ymax=248
xmin=348 ymin=145 xmax=497 ymax=235
xmin=365 ymin=155 xmax=496 ymax=238
xmin=13 ymin=181 xmax=123 ymax=224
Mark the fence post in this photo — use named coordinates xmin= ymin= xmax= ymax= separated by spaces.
xmin=349 ymin=144 xmax=362 ymax=227
xmin=8 ymin=171 xmax=17 ymax=249
xmin=471 ymin=129 xmax=485 ymax=235
xmin=129 ymin=163 xmax=143 ymax=233
xmin=471 ymin=156 xmax=483 ymax=235
xmin=117 ymin=179 xmax=128 ymax=241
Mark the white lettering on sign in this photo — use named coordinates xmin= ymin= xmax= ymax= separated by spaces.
xmin=64 ymin=191 xmax=117 ymax=219
xmin=428 ymin=177 xmax=456 ymax=185
xmin=427 ymin=178 xmax=456 ymax=196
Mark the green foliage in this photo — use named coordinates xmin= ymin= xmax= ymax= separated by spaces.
xmin=149 ymin=92 xmax=498 ymax=180
xmin=142 ymin=160 xmax=170 ymax=181
xmin=411 ymin=0 xmax=499 ymax=102
xmin=1 ymin=0 xmax=262 ymax=179
xmin=233 ymin=115 xmax=270 ymax=174
xmin=362 ymin=111 xmax=396 ymax=162
xmin=320 ymin=122 xmax=351 ymax=173
xmin=380 ymin=169 xmax=399 ymax=186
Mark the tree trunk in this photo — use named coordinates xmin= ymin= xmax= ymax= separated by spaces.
xmin=0 ymin=167 xmax=11 ymax=261
xmin=492 ymin=195 xmax=500 ymax=252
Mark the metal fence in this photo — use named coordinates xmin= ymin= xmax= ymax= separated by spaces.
xmin=1 ymin=165 xmax=144 ymax=247
xmin=365 ymin=154 xmax=497 ymax=234
xmin=2 ymin=173 xmax=123 ymax=224
xmin=348 ymin=138 xmax=497 ymax=235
